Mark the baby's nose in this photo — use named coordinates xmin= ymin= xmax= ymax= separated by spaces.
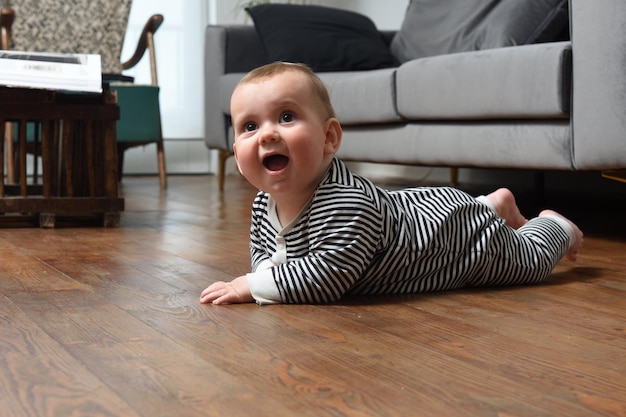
xmin=258 ymin=124 xmax=279 ymax=143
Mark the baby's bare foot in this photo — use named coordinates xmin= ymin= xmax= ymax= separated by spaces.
xmin=539 ymin=209 xmax=584 ymax=261
xmin=488 ymin=188 xmax=528 ymax=229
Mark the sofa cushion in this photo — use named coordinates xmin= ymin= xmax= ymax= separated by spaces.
xmin=317 ymin=68 xmax=401 ymax=124
xmin=391 ymin=0 xmax=569 ymax=63
xmin=219 ymin=69 xmax=401 ymax=126
xmin=396 ymin=42 xmax=571 ymax=120
xmin=337 ymin=121 xmax=573 ymax=170
xmin=246 ymin=4 xmax=398 ymax=72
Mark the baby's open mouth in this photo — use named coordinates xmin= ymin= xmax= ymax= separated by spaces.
xmin=263 ymin=154 xmax=289 ymax=172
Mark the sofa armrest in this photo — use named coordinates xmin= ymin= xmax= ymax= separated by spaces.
xmin=204 ymin=25 xmax=268 ymax=151
xmin=570 ymin=0 xmax=626 ymax=170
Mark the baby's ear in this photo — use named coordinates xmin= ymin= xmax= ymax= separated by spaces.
xmin=232 ymin=143 xmax=242 ymax=171
xmin=232 ymin=142 xmax=238 ymax=161
xmin=324 ymin=118 xmax=342 ymax=155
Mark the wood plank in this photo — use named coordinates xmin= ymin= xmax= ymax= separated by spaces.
xmin=0 ymin=296 xmax=141 ymax=417
xmin=0 ymin=197 xmax=124 ymax=213
xmin=11 ymin=235 xmax=395 ymax=416
xmin=326 ymin=296 xmax=626 ymax=415
xmin=0 ymin=239 xmax=85 ymax=295
xmin=0 ymin=173 xmax=624 ymax=417
xmin=7 ymin=289 xmax=312 ymax=417
xmin=23 ymin=235 xmax=625 ymax=416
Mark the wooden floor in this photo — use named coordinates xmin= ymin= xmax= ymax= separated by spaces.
xmin=1 ymin=172 xmax=625 ymax=417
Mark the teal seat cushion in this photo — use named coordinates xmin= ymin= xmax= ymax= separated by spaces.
xmin=11 ymin=122 xmax=40 ymax=142
xmin=110 ymin=84 xmax=162 ymax=143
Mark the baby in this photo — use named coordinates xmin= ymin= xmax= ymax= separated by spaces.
xmin=200 ymin=62 xmax=583 ymax=305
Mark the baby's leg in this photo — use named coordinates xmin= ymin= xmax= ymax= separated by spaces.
xmin=539 ymin=209 xmax=584 ymax=261
xmin=477 ymin=188 xmax=528 ymax=229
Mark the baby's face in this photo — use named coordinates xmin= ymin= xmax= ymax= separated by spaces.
xmin=231 ymin=71 xmax=336 ymax=197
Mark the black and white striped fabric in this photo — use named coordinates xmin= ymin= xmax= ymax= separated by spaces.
xmin=247 ymin=158 xmax=570 ymax=304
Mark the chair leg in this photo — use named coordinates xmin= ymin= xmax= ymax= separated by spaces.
xmin=157 ymin=139 xmax=167 ymax=189
xmin=117 ymin=142 xmax=167 ymax=188
xmin=218 ymin=149 xmax=233 ymax=191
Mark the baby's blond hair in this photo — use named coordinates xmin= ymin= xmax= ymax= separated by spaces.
xmin=237 ymin=62 xmax=336 ymax=120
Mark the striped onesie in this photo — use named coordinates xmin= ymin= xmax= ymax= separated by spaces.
xmin=246 ymin=158 xmax=572 ymax=305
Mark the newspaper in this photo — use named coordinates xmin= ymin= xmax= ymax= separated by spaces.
xmin=0 ymin=51 xmax=102 ymax=93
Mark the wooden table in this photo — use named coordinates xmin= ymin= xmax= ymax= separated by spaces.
xmin=0 ymin=87 xmax=124 ymax=227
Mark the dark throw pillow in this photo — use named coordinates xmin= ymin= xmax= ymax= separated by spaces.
xmin=246 ymin=4 xmax=398 ymax=72
xmin=391 ymin=0 xmax=569 ymax=63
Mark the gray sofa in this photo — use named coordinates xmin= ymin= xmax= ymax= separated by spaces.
xmin=204 ymin=1 xmax=626 ymax=189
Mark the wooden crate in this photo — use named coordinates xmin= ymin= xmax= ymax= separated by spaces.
xmin=0 ymin=87 xmax=124 ymax=227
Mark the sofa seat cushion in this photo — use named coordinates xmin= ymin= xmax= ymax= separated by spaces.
xmin=396 ymin=42 xmax=571 ymax=120
xmin=337 ymin=121 xmax=573 ymax=170
xmin=219 ymin=68 xmax=400 ymax=126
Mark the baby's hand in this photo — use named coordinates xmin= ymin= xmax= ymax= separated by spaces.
xmin=199 ymin=276 xmax=253 ymax=305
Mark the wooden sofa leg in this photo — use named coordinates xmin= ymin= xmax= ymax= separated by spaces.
xmin=218 ymin=149 xmax=233 ymax=191
xmin=157 ymin=139 xmax=167 ymax=189
xmin=602 ymin=169 xmax=626 ymax=184
xmin=449 ymin=167 xmax=459 ymax=187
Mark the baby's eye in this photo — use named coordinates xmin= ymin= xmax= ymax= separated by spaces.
xmin=243 ymin=122 xmax=258 ymax=132
xmin=280 ymin=112 xmax=295 ymax=123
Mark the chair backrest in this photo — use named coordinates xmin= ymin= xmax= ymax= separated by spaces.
xmin=5 ymin=0 xmax=132 ymax=74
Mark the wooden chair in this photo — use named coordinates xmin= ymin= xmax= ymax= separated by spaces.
xmin=0 ymin=0 xmax=167 ymax=189
xmin=113 ymin=13 xmax=167 ymax=189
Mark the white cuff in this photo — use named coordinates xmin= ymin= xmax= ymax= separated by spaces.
xmin=476 ymin=195 xmax=496 ymax=212
xmin=540 ymin=214 xmax=575 ymax=248
xmin=247 ymin=269 xmax=283 ymax=305
xmin=254 ymin=259 xmax=275 ymax=272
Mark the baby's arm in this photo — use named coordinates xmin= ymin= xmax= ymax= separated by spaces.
xmin=199 ymin=275 xmax=253 ymax=304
